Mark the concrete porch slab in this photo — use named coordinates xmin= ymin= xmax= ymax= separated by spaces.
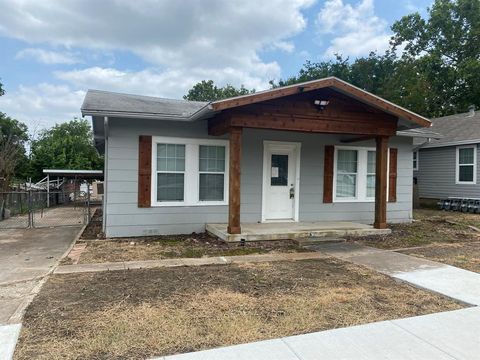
xmin=206 ymin=221 xmax=391 ymax=242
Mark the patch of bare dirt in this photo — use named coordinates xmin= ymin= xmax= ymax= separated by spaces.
xmin=398 ymin=242 xmax=480 ymax=273
xmin=15 ymin=259 xmax=462 ymax=360
xmin=351 ymin=209 xmax=480 ymax=250
xmin=74 ymin=234 xmax=308 ymax=264
xmin=80 ymin=208 xmax=103 ymax=239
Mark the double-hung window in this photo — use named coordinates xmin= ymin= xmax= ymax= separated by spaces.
xmin=152 ymin=137 xmax=229 ymax=206
xmin=413 ymin=151 xmax=418 ymax=170
xmin=366 ymin=151 xmax=376 ymax=198
xmin=335 ymin=149 xmax=358 ymax=199
xmin=334 ymin=147 xmax=388 ymax=202
xmin=199 ymin=145 xmax=226 ymax=201
xmin=156 ymin=144 xmax=185 ymax=202
xmin=456 ymin=146 xmax=477 ymax=184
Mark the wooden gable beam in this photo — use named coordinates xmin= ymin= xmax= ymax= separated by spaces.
xmin=209 ymin=113 xmax=397 ymax=137
xmin=210 ymin=77 xmax=430 ymax=128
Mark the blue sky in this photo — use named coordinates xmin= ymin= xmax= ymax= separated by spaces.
xmin=0 ymin=0 xmax=431 ymax=130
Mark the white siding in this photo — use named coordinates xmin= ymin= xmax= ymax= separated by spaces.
xmin=105 ymin=117 xmax=413 ymax=237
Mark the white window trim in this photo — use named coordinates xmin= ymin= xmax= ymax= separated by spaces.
xmin=456 ymin=145 xmax=477 ymax=185
xmin=151 ymin=136 xmax=229 ymax=206
xmin=333 ymin=146 xmax=389 ymax=203
xmin=413 ymin=150 xmax=419 ymax=171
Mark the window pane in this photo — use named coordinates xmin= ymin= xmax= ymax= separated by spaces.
xmin=199 ymin=145 xmax=225 ymax=172
xmin=337 ymin=150 xmax=357 ymax=173
xmin=199 ymin=174 xmax=224 ymax=201
xmin=367 ymin=174 xmax=375 ymax=198
xmin=367 ymin=151 xmax=376 ymax=174
xmin=157 ymin=173 xmax=184 ymax=201
xmin=459 ymin=165 xmax=474 ymax=182
xmin=336 ymin=174 xmax=356 ymax=198
xmin=459 ymin=148 xmax=474 ymax=164
xmin=157 ymin=144 xmax=185 ymax=172
xmin=271 ymin=154 xmax=288 ymax=186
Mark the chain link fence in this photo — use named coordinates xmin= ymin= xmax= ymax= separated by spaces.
xmin=0 ymin=189 xmax=93 ymax=229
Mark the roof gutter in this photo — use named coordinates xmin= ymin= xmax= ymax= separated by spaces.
xmin=419 ymin=138 xmax=480 ymax=149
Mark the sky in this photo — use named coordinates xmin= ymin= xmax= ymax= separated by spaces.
xmin=0 ymin=0 xmax=431 ymax=130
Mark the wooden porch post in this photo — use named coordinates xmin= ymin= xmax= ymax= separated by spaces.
xmin=374 ymin=136 xmax=389 ymax=229
xmin=228 ymin=127 xmax=242 ymax=234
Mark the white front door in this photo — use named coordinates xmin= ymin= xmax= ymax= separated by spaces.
xmin=262 ymin=141 xmax=300 ymax=221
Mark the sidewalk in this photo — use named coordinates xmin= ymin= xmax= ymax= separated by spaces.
xmin=156 ymin=307 xmax=480 ymax=360
xmin=54 ymin=251 xmax=327 ymax=274
xmin=309 ymin=242 xmax=480 ymax=306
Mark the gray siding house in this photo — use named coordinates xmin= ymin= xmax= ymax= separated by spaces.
xmin=82 ymin=77 xmax=431 ymax=239
xmin=414 ymin=108 xmax=480 ymax=200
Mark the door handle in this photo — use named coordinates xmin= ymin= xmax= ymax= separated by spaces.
xmin=289 ymin=187 xmax=295 ymax=199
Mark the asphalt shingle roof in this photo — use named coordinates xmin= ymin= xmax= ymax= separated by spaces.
xmin=81 ymin=89 xmax=210 ymax=119
xmin=414 ymin=110 xmax=480 ymax=147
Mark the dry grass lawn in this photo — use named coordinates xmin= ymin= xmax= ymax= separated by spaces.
xmin=16 ymin=259 xmax=462 ymax=360
xmin=398 ymin=242 xmax=480 ymax=273
xmin=352 ymin=209 xmax=480 ymax=250
xmin=68 ymin=235 xmax=307 ymax=265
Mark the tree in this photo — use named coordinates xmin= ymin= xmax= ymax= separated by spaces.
xmin=30 ymin=119 xmax=103 ymax=181
xmin=390 ymin=0 xmax=480 ymax=116
xmin=273 ymin=0 xmax=480 ymax=118
xmin=184 ymin=80 xmax=254 ymax=101
xmin=0 ymin=79 xmax=4 ymax=97
xmin=0 ymin=114 xmax=29 ymax=191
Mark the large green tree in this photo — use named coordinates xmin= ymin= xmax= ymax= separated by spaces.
xmin=0 ymin=82 xmax=30 ymax=189
xmin=30 ymin=119 xmax=103 ymax=180
xmin=391 ymin=0 xmax=480 ymax=116
xmin=273 ymin=0 xmax=480 ymax=118
xmin=0 ymin=113 xmax=29 ymax=190
xmin=184 ymin=80 xmax=254 ymax=101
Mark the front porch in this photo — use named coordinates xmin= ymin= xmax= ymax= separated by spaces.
xmin=207 ymin=221 xmax=391 ymax=242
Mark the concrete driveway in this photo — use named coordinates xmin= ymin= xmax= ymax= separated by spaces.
xmin=0 ymin=226 xmax=82 ymax=324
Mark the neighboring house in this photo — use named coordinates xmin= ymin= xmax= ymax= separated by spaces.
xmin=81 ymin=77 xmax=431 ymax=238
xmin=414 ymin=107 xmax=480 ymax=201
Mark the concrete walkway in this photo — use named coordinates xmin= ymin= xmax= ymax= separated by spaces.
xmin=309 ymin=242 xmax=480 ymax=306
xmin=54 ymin=252 xmax=327 ymax=274
xmin=0 ymin=225 xmax=82 ymax=359
xmin=156 ymin=307 xmax=480 ymax=360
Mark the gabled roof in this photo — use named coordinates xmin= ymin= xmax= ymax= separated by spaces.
xmin=415 ymin=110 xmax=480 ymax=148
xmin=211 ymin=77 xmax=431 ymax=128
xmin=81 ymin=89 xmax=210 ymax=120
xmin=82 ymin=77 xmax=430 ymax=129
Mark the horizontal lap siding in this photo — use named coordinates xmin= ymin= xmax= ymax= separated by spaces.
xmin=105 ymin=118 xmax=228 ymax=237
xmin=241 ymin=129 xmax=412 ymax=224
xmin=105 ymin=118 xmax=413 ymax=237
xmin=415 ymin=146 xmax=480 ymax=199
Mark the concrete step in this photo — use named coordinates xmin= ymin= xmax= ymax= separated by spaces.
xmin=296 ymin=237 xmax=346 ymax=246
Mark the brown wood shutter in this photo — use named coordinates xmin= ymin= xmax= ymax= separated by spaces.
xmin=138 ymin=135 xmax=152 ymax=208
xmin=323 ymin=145 xmax=335 ymax=203
xmin=388 ymin=148 xmax=398 ymax=203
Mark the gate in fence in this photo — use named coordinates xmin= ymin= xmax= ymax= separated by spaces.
xmin=0 ymin=189 xmax=93 ymax=229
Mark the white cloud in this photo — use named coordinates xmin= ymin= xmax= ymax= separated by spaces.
xmin=55 ymin=63 xmax=279 ymax=100
xmin=0 ymin=84 xmax=85 ymax=129
xmin=316 ymin=0 xmax=391 ymax=57
xmin=15 ymin=48 xmax=78 ymax=64
xmin=0 ymin=0 xmax=315 ymax=128
xmin=0 ymin=0 xmax=312 ymax=79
